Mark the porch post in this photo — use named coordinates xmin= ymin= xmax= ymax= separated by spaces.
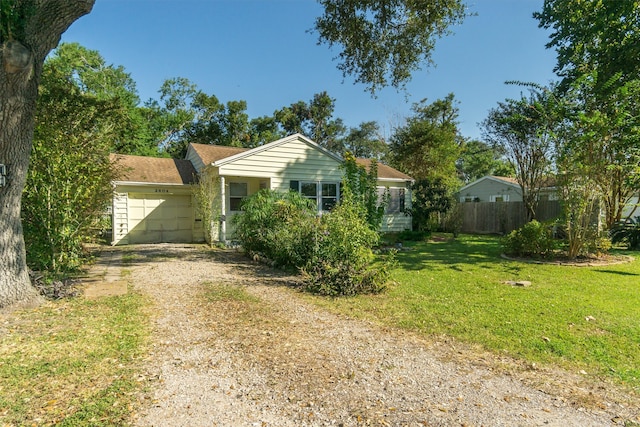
xmin=220 ymin=176 xmax=226 ymax=242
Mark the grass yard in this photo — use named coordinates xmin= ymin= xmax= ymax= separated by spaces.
xmin=0 ymin=291 xmax=150 ymax=426
xmin=309 ymin=234 xmax=640 ymax=392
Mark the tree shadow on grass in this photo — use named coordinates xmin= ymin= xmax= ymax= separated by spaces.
xmin=394 ymin=235 xmax=506 ymax=272
xmin=592 ymin=269 xmax=639 ymax=276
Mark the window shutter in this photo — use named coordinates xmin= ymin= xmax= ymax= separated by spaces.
xmin=289 ymin=180 xmax=299 ymax=191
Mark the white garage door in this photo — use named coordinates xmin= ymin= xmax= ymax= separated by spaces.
xmin=127 ymin=193 xmax=193 ymax=244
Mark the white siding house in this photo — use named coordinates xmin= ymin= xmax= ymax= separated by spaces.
xmin=112 ymin=134 xmax=413 ymax=245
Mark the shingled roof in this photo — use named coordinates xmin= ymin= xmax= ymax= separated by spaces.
xmin=189 ymin=143 xmax=249 ymax=166
xmin=355 ymin=158 xmax=413 ymax=181
xmin=111 ymin=154 xmax=198 ymax=185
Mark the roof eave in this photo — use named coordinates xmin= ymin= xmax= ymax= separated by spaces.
xmin=112 ymin=180 xmax=193 ymax=187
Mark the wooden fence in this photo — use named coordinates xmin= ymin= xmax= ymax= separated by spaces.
xmin=460 ymin=201 xmax=562 ymax=234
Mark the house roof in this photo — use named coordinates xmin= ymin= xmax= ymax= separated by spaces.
xmin=459 ymin=175 xmax=520 ymax=193
xmin=355 ymin=158 xmax=413 ymax=181
xmin=490 ymin=175 xmax=519 ymax=186
xmin=459 ymin=175 xmax=557 ymax=193
xmin=189 ymin=143 xmax=249 ymax=166
xmin=190 ymin=133 xmax=412 ymax=181
xmin=113 ymin=135 xmax=412 ymax=185
xmin=111 ymin=153 xmax=197 ymax=185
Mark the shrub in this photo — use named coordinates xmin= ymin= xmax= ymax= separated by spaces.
xmin=303 ymin=190 xmax=394 ymax=296
xmin=610 ymin=217 xmax=640 ymax=250
xmin=397 ymin=230 xmax=430 ymax=242
xmin=501 ymin=220 xmax=557 ymax=258
xmin=234 ymin=187 xmax=395 ymax=296
xmin=232 ymin=189 xmax=317 ymax=268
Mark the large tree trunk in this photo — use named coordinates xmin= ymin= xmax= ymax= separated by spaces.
xmin=0 ymin=0 xmax=95 ymax=308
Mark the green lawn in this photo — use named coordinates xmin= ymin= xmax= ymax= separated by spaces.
xmin=309 ymin=234 xmax=640 ymax=391
xmin=0 ymin=291 xmax=150 ymax=426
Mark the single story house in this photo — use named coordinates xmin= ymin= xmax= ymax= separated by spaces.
xmin=111 ymin=133 xmax=413 ymax=245
xmin=458 ymin=175 xmax=557 ymax=203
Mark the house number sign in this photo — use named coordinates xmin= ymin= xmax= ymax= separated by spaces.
xmin=155 ymin=189 xmax=169 ymax=193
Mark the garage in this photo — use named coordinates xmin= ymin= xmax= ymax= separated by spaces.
xmin=110 ymin=154 xmax=203 ymax=245
xmin=126 ymin=193 xmax=194 ymax=244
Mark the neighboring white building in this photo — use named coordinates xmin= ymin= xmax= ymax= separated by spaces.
xmin=111 ymin=134 xmax=413 ymax=245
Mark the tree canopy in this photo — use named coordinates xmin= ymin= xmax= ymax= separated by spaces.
xmin=535 ymin=0 xmax=640 ymax=94
xmin=389 ymin=93 xmax=463 ymax=187
xmin=314 ymin=0 xmax=468 ymax=93
xmin=482 ymin=87 xmax=556 ymax=221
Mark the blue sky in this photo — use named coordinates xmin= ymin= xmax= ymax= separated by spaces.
xmin=61 ymin=0 xmax=558 ymax=141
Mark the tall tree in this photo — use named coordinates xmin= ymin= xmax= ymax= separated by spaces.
xmin=535 ymin=0 xmax=640 ymax=94
xmin=274 ymin=91 xmax=345 ymax=151
xmin=42 ymin=43 xmax=156 ymax=156
xmin=146 ymin=78 xmax=254 ymax=157
xmin=342 ymin=121 xmax=388 ymax=159
xmin=482 ymin=88 xmax=556 ymax=221
xmin=558 ymin=73 xmax=640 ymax=228
xmin=24 ymin=45 xmax=120 ymax=272
xmin=389 ymin=93 xmax=462 ymax=187
xmin=0 ymin=0 xmax=95 ymax=308
xmin=535 ymin=1 xmax=640 ymax=227
xmin=314 ymin=0 xmax=468 ymax=93
xmin=456 ymin=139 xmax=513 ymax=183
xmin=247 ymin=115 xmax=284 ymax=148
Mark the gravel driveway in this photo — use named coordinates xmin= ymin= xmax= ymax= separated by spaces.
xmin=127 ymin=244 xmax=637 ymax=426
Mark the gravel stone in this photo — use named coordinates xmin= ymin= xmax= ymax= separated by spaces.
xmin=129 ymin=244 xmax=638 ymax=427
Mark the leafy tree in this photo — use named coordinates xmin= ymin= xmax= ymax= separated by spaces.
xmin=42 ymin=43 xmax=157 ymax=157
xmin=482 ymin=87 xmax=556 ymax=221
xmin=535 ymin=0 xmax=640 ymax=94
xmin=314 ymin=0 xmax=468 ymax=93
xmin=145 ymin=77 xmax=215 ymax=157
xmin=274 ymin=91 xmax=345 ymax=151
xmin=0 ymin=0 xmax=95 ymax=308
xmin=342 ymin=121 xmax=388 ymax=159
xmin=535 ymin=1 xmax=640 ymax=229
xmin=389 ymin=93 xmax=462 ymax=187
xmin=556 ymin=72 xmax=640 ymax=229
xmin=147 ymin=77 xmax=254 ymax=157
xmin=408 ymin=178 xmax=453 ymax=232
xmin=23 ymin=48 xmax=120 ymax=272
xmin=247 ymin=115 xmax=284 ymax=148
xmin=457 ymin=139 xmax=513 ymax=183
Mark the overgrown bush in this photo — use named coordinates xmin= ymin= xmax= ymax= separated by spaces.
xmin=234 ymin=187 xmax=395 ymax=296
xmin=341 ymin=151 xmax=386 ymax=230
xmin=501 ymin=220 xmax=557 ymax=258
xmin=610 ymin=217 xmax=640 ymax=250
xmin=232 ymin=189 xmax=317 ymax=268
xmin=303 ymin=190 xmax=394 ymax=296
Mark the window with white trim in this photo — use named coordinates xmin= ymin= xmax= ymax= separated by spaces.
xmin=490 ymin=194 xmax=509 ymax=202
xmin=229 ymin=182 xmax=248 ymax=211
xmin=291 ymin=180 xmax=339 ymax=212
xmin=378 ymin=187 xmax=404 ymax=213
xmin=321 ymin=183 xmax=338 ymax=211
xmin=300 ymin=182 xmax=318 ymax=206
xmin=461 ymin=195 xmax=479 ymax=202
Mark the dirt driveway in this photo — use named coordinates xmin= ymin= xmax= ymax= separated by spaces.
xmin=125 ymin=244 xmax=637 ymax=426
